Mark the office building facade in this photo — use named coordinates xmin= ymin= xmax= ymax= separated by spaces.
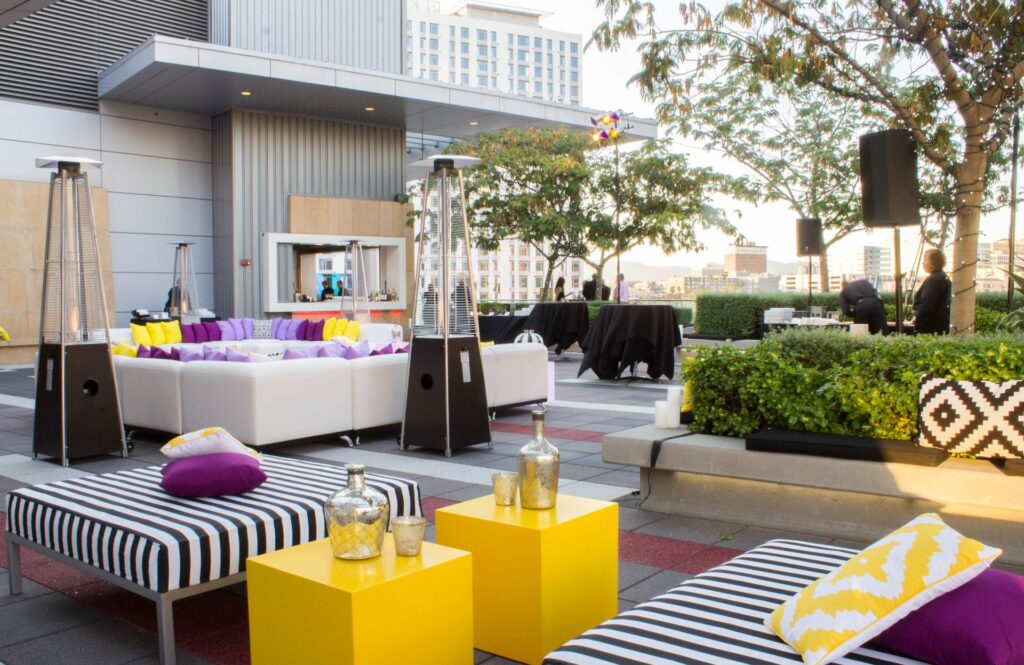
xmin=724 ymin=242 xmax=768 ymax=275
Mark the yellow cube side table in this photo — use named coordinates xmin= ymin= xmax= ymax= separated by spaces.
xmin=247 ymin=535 xmax=473 ymax=665
xmin=435 ymin=494 xmax=618 ymax=665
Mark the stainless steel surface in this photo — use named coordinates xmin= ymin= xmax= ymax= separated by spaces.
xmin=323 ymin=464 xmax=390 ymax=560
xmin=517 ymin=409 xmax=559 ymax=510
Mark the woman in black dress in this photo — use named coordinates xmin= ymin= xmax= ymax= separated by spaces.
xmin=913 ymin=249 xmax=951 ymax=334
xmin=553 ymin=276 xmax=566 ymax=302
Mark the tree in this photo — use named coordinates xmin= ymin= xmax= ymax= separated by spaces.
xmin=583 ymin=139 xmax=734 ymax=290
xmin=593 ymin=0 xmax=1024 ymax=332
xmin=452 ymin=127 xmax=593 ymax=301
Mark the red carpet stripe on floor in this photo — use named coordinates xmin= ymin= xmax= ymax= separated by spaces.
xmin=490 ymin=421 xmax=603 ymax=442
xmin=0 ymin=507 xmax=741 ymax=664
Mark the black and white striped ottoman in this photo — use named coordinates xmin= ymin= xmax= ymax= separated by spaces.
xmin=5 ymin=454 xmax=421 ymax=665
xmin=544 ymin=540 xmax=927 ymax=664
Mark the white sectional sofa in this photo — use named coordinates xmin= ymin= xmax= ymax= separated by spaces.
xmin=114 ymin=341 xmax=548 ymax=447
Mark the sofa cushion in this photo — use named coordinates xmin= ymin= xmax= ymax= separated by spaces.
xmin=203 ymin=321 xmax=221 ymax=342
xmin=225 ymin=347 xmax=253 ymax=363
xmin=271 ymin=317 xmax=284 ymax=339
xmin=130 ymin=322 xmax=152 ymax=346
xmin=241 ymin=318 xmax=254 ymax=339
xmin=283 ymin=319 xmax=300 ymax=340
xmin=318 ymin=343 xmax=346 ymax=358
xmin=137 ymin=345 xmax=152 ymax=358
xmin=323 ymin=317 xmax=337 ymax=340
xmin=283 ymin=347 xmax=317 ymax=360
xmin=228 ymin=318 xmax=246 ymax=340
xmin=918 ymin=376 xmax=1024 ymax=459
xmin=179 ymin=346 xmax=203 ymax=362
xmin=180 ymin=323 xmax=195 ymax=344
xmin=253 ymin=319 xmax=273 ymax=339
xmin=161 ymin=321 xmax=183 ymax=344
xmin=203 ymin=347 xmax=226 ymax=361
xmin=146 ymin=322 xmax=167 ymax=346
xmin=371 ymin=343 xmax=395 ymax=356
xmin=344 ymin=320 xmax=360 ymax=340
xmin=308 ymin=319 xmax=325 ymax=342
xmin=160 ymin=452 xmax=267 ymax=498
xmin=344 ymin=341 xmax=371 ymax=360
xmin=191 ymin=322 xmax=208 ymax=343
xmin=216 ymin=320 xmax=235 ymax=341
xmin=334 ymin=318 xmax=349 ymax=337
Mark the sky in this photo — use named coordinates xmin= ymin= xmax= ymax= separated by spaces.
xmin=458 ymin=0 xmax=1020 ymax=273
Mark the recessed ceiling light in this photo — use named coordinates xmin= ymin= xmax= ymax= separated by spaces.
xmin=364 ymin=106 xmax=375 ymax=112
xmin=469 ymin=120 xmax=479 ymax=126
xmin=240 ymin=90 xmax=252 ymax=97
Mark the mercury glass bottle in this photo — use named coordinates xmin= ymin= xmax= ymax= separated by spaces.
xmin=517 ymin=409 xmax=559 ymax=509
xmin=323 ymin=464 xmax=390 ymax=560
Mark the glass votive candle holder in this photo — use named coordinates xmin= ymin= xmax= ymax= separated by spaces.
xmin=392 ymin=516 xmax=426 ymax=556
xmin=492 ymin=472 xmax=519 ymax=506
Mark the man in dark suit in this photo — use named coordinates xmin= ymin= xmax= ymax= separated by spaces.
xmin=581 ymin=273 xmax=598 ymax=301
xmin=913 ymin=249 xmax=951 ymax=334
xmin=839 ymin=278 xmax=886 ymax=334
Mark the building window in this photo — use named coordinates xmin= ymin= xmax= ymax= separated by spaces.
xmin=547 ymin=67 xmax=553 ymax=79
xmin=419 ymin=37 xmax=425 ymax=49
xmin=462 ymin=73 xmax=470 ymax=85
xmin=534 ymin=66 xmax=542 ymax=77
xmin=449 ymin=40 xmax=455 ymax=51
xmin=517 ymin=64 xmax=527 ymax=76
xmin=449 ymin=25 xmax=455 ymax=37
xmin=518 ymin=50 xmax=527 ymax=61
xmin=518 ymin=35 xmax=529 ymax=46
xmin=461 ymin=26 xmax=469 ymax=39
xmin=405 ymin=36 xmax=412 ymax=48
xmin=479 ymin=260 xmax=488 ymax=272
xmin=405 ymin=20 xmax=412 ymax=32
xmin=491 ymin=75 xmax=497 ymax=87
xmin=508 ymin=63 xmax=513 ymax=75
xmin=519 ymin=245 xmax=528 ymax=256
xmin=571 ymin=42 xmax=579 ymax=53
xmin=478 ymin=60 xmax=487 ymax=72
xmin=547 ymin=53 xmax=553 ymax=65
xmin=534 ymin=81 xmax=542 ymax=93
xmin=507 ymin=33 xmax=513 ymax=43
xmin=518 ymin=79 xmax=526 ymax=91
xmin=430 ymin=54 xmax=439 ymax=65
xmin=429 ymin=22 xmax=438 ymax=34
xmin=491 ymin=45 xmax=497 ymax=57
xmin=461 ymin=42 xmax=469 ymax=54
xmin=535 ymin=261 xmax=544 ymax=271
xmin=419 ymin=21 xmax=425 ymax=32
xmin=477 ymin=29 xmax=487 ymax=41
xmin=430 ymin=71 xmax=439 ymax=81
xmin=531 ymin=52 xmax=540 ymax=64
xmin=491 ymin=31 xmax=497 ymax=41
xmin=559 ymin=70 xmax=565 ymax=81
xmin=449 ymin=56 xmax=455 ymax=67
xmin=559 ymin=40 xmax=565 ymax=52
xmin=571 ymin=86 xmax=578 ymax=97
xmin=571 ymin=56 xmax=578 ymax=68
xmin=559 ymin=84 xmax=565 ymax=96
xmin=547 ymin=82 xmax=553 ymax=96
xmin=477 ymin=44 xmax=487 ymax=56
xmin=491 ymin=61 xmax=497 ymax=73
xmin=570 ymin=71 xmax=578 ymax=82
xmin=477 ymin=75 xmax=487 ymax=87
xmin=519 ymin=261 xmax=528 ymax=271
xmin=449 ymin=72 xmax=456 ymax=83
xmin=519 ymin=277 xmax=527 ymax=288
xmin=461 ymin=57 xmax=469 ymax=68
xmin=430 ymin=38 xmax=438 ymax=50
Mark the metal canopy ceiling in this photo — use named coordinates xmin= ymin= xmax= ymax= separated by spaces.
xmin=98 ymin=36 xmax=658 ymax=143
xmin=0 ymin=0 xmax=58 ymax=28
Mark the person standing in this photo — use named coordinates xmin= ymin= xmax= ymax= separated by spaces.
xmin=581 ymin=274 xmax=597 ymax=301
xmin=615 ymin=273 xmax=629 ymax=302
xmin=553 ymin=276 xmax=566 ymax=302
xmin=320 ymin=278 xmax=335 ymax=301
xmin=913 ymin=249 xmax=952 ymax=334
xmin=839 ymin=278 xmax=886 ymax=334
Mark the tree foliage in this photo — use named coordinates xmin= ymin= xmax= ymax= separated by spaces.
xmin=592 ymin=0 xmax=1024 ymax=332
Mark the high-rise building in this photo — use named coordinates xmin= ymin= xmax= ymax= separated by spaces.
xmin=724 ymin=242 xmax=768 ymax=275
xmin=405 ymin=1 xmax=582 ymax=106
xmin=992 ymin=238 xmax=1024 ymax=269
xmin=474 ymin=239 xmax=587 ymax=301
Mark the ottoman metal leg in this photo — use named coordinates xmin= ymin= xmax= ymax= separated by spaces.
xmin=6 ymin=535 xmax=22 ymax=595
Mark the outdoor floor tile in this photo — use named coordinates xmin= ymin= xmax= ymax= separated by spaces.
xmin=617 ymin=598 xmax=638 ymax=613
xmin=410 ymin=476 xmax=475 ymax=497
xmin=553 ymin=440 xmax=603 ymax=454
xmin=568 ymin=453 xmax=623 ymax=469
xmin=723 ymin=527 xmax=833 ymax=551
xmin=584 ymin=469 xmax=640 ymax=488
xmin=122 ymin=649 xmax=216 ymax=665
xmin=479 ymin=657 xmax=522 ymax=665
xmin=554 ymin=463 xmax=609 ymax=481
xmin=478 ymin=456 xmax=519 ymax=472
xmin=0 ymin=616 xmax=161 ymax=665
xmin=0 ymin=591 xmax=104 ymax=648
xmin=829 ymin=538 xmax=870 ymax=551
xmin=618 ymin=507 xmax=668 ymax=531
xmin=619 ymin=569 xmax=693 ymax=603
xmin=0 ymin=569 xmax=53 ymax=608
xmin=439 ymin=484 xmax=492 ymax=501
xmin=618 ymin=561 xmax=661 ymax=592
xmin=635 ymin=514 xmax=746 ymax=545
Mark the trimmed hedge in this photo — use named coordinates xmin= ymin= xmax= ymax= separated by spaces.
xmin=585 ymin=301 xmax=693 ymax=327
xmin=684 ymin=329 xmax=1024 ymax=439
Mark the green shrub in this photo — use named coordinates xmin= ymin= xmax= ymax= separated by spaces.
xmin=974 ymin=307 xmax=1004 ymax=333
xmin=684 ymin=329 xmax=1024 ymax=439
xmin=975 ymin=292 xmax=1023 ymax=313
xmin=694 ymin=293 xmax=853 ymax=337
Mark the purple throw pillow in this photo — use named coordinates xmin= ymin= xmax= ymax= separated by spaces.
xmin=136 ymin=345 xmax=152 ymax=358
xmin=283 ymin=319 xmax=298 ymax=340
xmin=193 ymin=322 xmax=209 ymax=343
xmin=282 ymin=347 xmax=314 ymax=360
xmin=228 ymin=318 xmax=245 ymax=340
xmin=371 ymin=343 xmax=395 ymax=356
xmin=225 ymin=347 xmax=253 ymax=363
xmin=318 ymin=343 xmax=346 ymax=358
xmin=295 ymin=319 xmax=309 ymax=340
xmin=160 ymin=453 xmax=267 ymax=498
xmin=308 ymin=319 xmax=325 ymax=341
xmin=151 ymin=347 xmax=171 ymax=360
xmin=180 ymin=324 xmax=195 ymax=344
xmin=344 ymin=341 xmax=371 ymax=360
xmin=870 ymin=568 xmax=1024 ymax=665
xmin=216 ymin=320 xmax=235 ymax=341
xmin=395 ymin=342 xmax=410 ymax=354
xmin=179 ymin=346 xmax=203 ymax=362
xmin=203 ymin=347 xmax=226 ymax=361
xmin=241 ymin=318 xmax=254 ymax=339
xmin=271 ymin=317 xmax=284 ymax=339
xmin=203 ymin=321 xmax=221 ymax=342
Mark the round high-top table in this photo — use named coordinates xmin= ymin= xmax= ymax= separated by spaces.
xmin=578 ymin=304 xmax=681 ymax=381
xmin=522 ymin=301 xmax=590 ymax=353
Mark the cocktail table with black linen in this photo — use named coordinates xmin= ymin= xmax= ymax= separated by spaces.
xmin=4 ymin=455 xmax=421 ymax=665
xmin=524 ymin=302 xmax=590 ymax=353
xmin=578 ymin=304 xmax=681 ymax=380
xmin=477 ymin=314 xmax=527 ymax=344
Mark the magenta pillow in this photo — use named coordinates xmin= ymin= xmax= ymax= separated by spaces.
xmin=241 ymin=318 xmax=254 ymax=339
xmin=271 ymin=317 xmax=284 ymax=339
xmin=371 ymin=343 xmax=395 ymax=356
xmin=225 ymin=347 xmax=253 ymax=363
xmin=203 ymin=347 xmax=226 ymax=361
xmin=160 ymin=453 xmax=267 ymax=498
xmin=395 ymin=342 xmax=410 ymax=354
xmin=318 ymin=343 xmax=346 ymax=358
xmin=307 ymin=319 xmax=325 ymax=341
xmin=228 ymin=318 xmax=245 ymax=340
xmin=216 ymin=320 xmax=235 ymax=341
xmin=193 ymin=322 xmax=209 ymax=343
xmin=179 ymin=346 xmax=203 ymax=362
xmin=295 ymin=319 xmax=309 ymax=340
xmin=151 ymin=347 xmax=176 ymax=361
xmin=136 ymin=345 xmax=152 ymax=358
xmin=180 ymin=323 xmax=195 ymax=344
xmin=203 ymin=321 xmax=221 ymax=342
xmin=870 ymin=568 xmax=1024 ymax=665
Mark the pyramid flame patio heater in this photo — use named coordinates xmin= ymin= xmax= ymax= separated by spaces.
xmin=400 ymin=155 xmax=491 ymax=456
xmin=168 ymin=242 xmax=201 ymax=322
xmin=33 ymin=156 xmax=126 ymax=466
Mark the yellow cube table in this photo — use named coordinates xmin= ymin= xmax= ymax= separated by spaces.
xmin=247 ymin=534 xmax=473 ymax=665
xmin=435 ymin=494 xmax=618 ymax=665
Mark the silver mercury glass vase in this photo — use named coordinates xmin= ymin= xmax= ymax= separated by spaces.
xmin=517 ymin=409 xmax=559 ymax=509
xmin=323 ymin=464 xmax=390 ymax=560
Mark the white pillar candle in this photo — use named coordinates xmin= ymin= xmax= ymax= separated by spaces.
xmin=666 ymin=386 xmax=683 ymax=415
xmin=654 ymin=400 xmax=669 ymax=428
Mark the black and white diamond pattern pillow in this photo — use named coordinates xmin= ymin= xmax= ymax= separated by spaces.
xmin=918 ymin=375 xmax=1024 ymax=458
xmin=252 ymin=319 xmax=274 ymax=339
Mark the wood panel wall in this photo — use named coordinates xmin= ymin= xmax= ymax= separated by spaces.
xmin=0 ymin=179 xmax=115 ymax=364
xmin=287 ymin=195 xmax=413 ymax=324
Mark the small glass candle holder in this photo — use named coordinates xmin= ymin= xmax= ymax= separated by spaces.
xmin=492 ymin=472 xmax=519 ymax=506
xmin=392 ymin=516 xmax=426 ymax=556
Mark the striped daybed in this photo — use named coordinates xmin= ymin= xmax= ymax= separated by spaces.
xmin=544 ymin=540 xmax=927 ymax=665
xmin=4 ymin=455 xmax=421 ymax=665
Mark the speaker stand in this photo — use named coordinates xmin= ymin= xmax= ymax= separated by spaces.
xmin=807 ymin=255 xmax=813 ymax=312
xmin=893 ymin=227 xmax=904 ymax=334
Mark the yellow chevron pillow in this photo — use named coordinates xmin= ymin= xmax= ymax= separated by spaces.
xmin=161 ymin=427 xmax=260 ymax=460
xmin=766 ymin=513 xmax=1000 ymax=665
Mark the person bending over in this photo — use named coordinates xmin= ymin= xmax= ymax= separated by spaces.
xmin=839 ymin=278 xmax=886 ymax=334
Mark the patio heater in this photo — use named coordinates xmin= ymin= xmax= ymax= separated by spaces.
xmin=339 ymin=241 xmax=371 ymax=321
xmin=33 ymin=156 xmax=126 ymax=466
xmin=168 ymin=242 xmax=200 ymax=322
xmin=400 ymin=155 xmax=490 ymax=457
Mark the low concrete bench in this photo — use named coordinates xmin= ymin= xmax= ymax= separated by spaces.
xmin=603 ymin=425 xmax=1024 ymax=567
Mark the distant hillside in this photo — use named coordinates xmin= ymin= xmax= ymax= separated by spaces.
xmin=614 ymin=259 xmax=804 ymax=281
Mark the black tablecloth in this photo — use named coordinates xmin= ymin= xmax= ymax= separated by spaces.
xmin=477 ymin=315 xmax=528 ymax=344
xmin=578 ymin=305 xmax=682 ymax=380
xmin=523 ymin=302 xmax=590 ymax=353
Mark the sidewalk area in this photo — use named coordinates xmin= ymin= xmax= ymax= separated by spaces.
xmin=0 ymin=356 xmax=865 ymax=665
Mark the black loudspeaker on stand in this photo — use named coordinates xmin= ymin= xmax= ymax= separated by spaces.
xmin=859 ymin=129 xmax=923 ymax=333
xmin=796 ymin=217 xmax=822 ymax=311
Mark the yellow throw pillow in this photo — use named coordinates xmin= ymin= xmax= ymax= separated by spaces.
xmin=112 ymin=343 xmax=138 ymax=357
xmin=161 ymin=320 xmax=183 ymax=344
xmin=766 ymin=513 xmax=1001 ymax=665
xmin=480 ymin=340 xmax=495 ymax=348
xmin=160 ymin=427 xmax=260 ymax=460
xmin=130 ymin=322 xmax=152 ymax=346
xmin=344 ymin=319 xmax=360 ymax=341
xmin=323 ymin=317 xmax=337 ymax=341
xmin=146 ymin=322 xmax=167 ymax=346
xmin=334 ymin=318 xmax=349 ymax=337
